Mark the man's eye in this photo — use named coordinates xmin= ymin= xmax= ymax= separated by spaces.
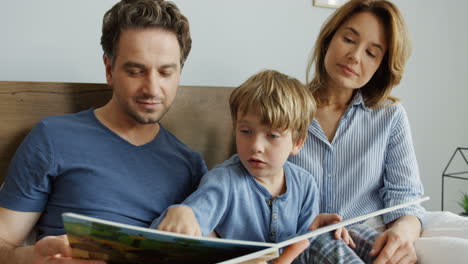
xmin=160 ymin=71 xmax=172 ymax=77
xmin=127 ymin=69 xmax=143 ymax=75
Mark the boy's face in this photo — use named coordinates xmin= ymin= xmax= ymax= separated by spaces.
xmin=235 ymin=110 xmax=303 ymax=181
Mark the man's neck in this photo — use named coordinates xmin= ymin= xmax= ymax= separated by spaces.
xmin=94 ymin=103 xmax=160 ymax=146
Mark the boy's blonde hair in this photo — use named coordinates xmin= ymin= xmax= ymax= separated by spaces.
xmin=229 ymin=70 xmax=316 ymax=143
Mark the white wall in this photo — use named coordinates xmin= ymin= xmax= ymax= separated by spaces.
xmin=1 ymin=0 xmax=467 ymax=212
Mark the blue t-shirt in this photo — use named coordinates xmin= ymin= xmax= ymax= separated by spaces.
xmin=152 ymin=155 xmax=319 ymax=243
xmin=0 ymin=109 xmax=207 ymax=240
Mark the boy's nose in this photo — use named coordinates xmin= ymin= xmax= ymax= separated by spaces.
xmin=250 ymin=137 xmax=265 ymax=153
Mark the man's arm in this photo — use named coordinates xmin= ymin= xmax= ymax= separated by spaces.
xmin=0 ymin=207 xmax=39 ymax=264
xmin=0 ymin=207 xmax=107 ymax=264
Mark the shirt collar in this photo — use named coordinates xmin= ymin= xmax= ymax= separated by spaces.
xmin=350 ymin=90 xmax=371 ymax=112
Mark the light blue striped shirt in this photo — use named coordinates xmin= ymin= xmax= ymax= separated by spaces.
xmin=289 ymin=92 xmax=425 ymax=224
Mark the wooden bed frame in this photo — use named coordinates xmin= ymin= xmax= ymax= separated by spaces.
xmin=0 ymin=81 xmax=236 ymax=183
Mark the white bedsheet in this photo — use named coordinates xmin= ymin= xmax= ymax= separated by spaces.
xmin=415 ymin=211 xmax=468 ymax=263
xmin=365 ymin=211 xmax=468 ymax=263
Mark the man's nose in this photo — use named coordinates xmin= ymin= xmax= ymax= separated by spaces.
xmin=143 ymin=71 xmax=162 ymax=96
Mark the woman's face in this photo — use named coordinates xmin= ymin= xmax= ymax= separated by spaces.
xmin=324 ymin=11 xmax=387 ymax=91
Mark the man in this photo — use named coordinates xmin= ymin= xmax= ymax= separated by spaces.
xmin=0 ymin=1 xmax=306 ymax=263
xmin=0 ymin=1 xmax=206 ymax=263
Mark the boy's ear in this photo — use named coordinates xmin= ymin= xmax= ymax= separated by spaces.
xmin=290 ymin=137 xmax=306 ymax=156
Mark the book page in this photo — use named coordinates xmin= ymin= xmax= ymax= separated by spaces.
xmin=63 ymin=213 xmax=277 ymax=264
xmin=63 ymin=197 xmax=428 ymax=264
xmin=276 ymin=196 xmax=430 ymax=249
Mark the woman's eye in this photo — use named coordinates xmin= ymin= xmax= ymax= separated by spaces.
xmin=343 ymin=37 xmax=355 ymax=44
xmin=366 ymin=50 xmax=376 ymax=58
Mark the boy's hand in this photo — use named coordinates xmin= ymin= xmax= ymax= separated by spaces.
xmin=272 ymin=239 xmax=310 ymax=264
xmin=240 ymin=239 xmax=310 ymax=264
xmin=309 ymin=213 xmax=356 ymax=248
xmin=157 ymin=206 xmax=202 ymax=236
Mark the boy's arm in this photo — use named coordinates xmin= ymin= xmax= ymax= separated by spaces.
xmin=296 ymin=175 xmax=320 ymax=235
xmin=153 ymin=167 xmax=232 ymax=237
xmin=155 ymin=205 xmax=202 ymax=236
xmin=296 ymin=174 xmax=355 ymax=248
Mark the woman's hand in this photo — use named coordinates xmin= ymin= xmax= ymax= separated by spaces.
xmin=157 ymin=206 xmax=201 ymax=236
xmin=371 ymin=215 xmax=421 ymax=264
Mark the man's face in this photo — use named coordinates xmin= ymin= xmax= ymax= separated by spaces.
xmin=104 ymin=28 xmax=181 ymax=125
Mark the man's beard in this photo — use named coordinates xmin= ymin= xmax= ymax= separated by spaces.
xmin=119 ymin=95 xmax=168 ymax=124
xmin=125 ymin=103 xmax=168 ymax=124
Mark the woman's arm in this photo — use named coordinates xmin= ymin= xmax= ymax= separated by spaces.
xmin=381 ymin=105 xmax=425 ymax=223
xmin=372 ymin=105 xmax=424 ymax=264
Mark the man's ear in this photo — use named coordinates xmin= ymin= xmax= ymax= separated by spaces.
xmin=290 ymin=137 xmax=306 ymax=156
xmin=103 ymin=55 xmax=113 ymax=87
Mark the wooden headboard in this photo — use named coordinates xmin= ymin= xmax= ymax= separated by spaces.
xmin=0 ymin=81 xmax=236 ymax=183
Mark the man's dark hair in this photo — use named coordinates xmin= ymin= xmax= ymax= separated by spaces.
xmin=101 ymin=0 xmax=191 ymax=66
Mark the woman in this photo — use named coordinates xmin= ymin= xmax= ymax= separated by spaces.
xmin=288 ymin=0 xmax=424 ymax=263
xmin=284 ymin=0 xmax=468 ymax=264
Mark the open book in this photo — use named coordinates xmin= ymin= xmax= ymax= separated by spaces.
xmin=63 ymin=197 xmax=429 ymax=264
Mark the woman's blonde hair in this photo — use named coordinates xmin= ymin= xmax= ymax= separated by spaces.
xmin=307 ymin=0 xmax=411 ymax=107
xmin=230 ymin=70 xmax=316 ymax=143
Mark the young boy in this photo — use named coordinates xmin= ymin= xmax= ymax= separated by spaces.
xmin=152 ymin=70 xmax=372 ymax=262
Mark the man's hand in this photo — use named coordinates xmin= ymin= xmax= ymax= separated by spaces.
xmin=33 ymin=235 xmax=105 ymax=264
xmin=157 ymin=206 xmax=202 ymax=236
xmin=309 ymin=213 xmax=356 ymax=248
xmin=370 ymin=215 xmax=421 ymax=264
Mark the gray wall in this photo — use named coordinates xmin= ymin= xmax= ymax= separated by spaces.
xmin=2 ymin=0 xmax=467 ymax=212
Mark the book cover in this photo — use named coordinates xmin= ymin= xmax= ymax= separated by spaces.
xmin=63 ymin=197 xmax=429 ymax=264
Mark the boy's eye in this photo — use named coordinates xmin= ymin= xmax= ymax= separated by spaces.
xmin=240 ymin=129 xmax=251 ymax=135
xmin=268 ymin=133 xmax=280 ymax=139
